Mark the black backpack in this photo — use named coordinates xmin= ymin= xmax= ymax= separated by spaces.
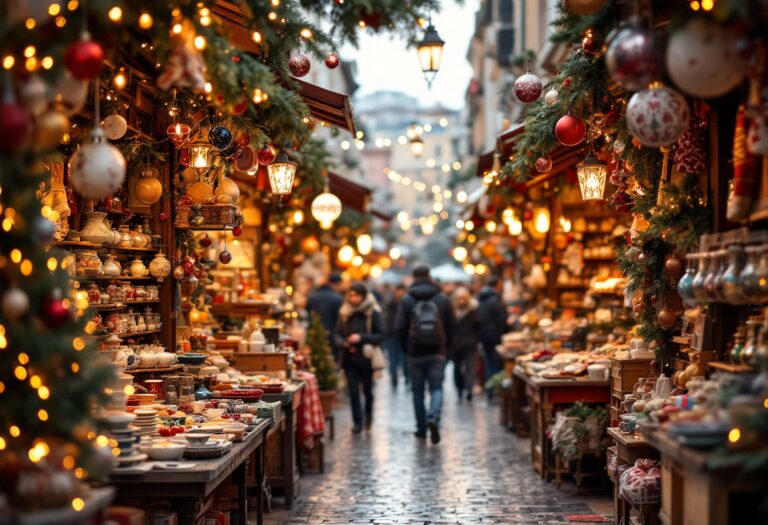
xmin=409 ymin=299 xmax=445 ymax=350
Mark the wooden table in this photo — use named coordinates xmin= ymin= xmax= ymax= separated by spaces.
xmin=607 ymin=427 xmax=660 ymax=525
xmin=261 ymin=381 xmax=305 ymax=508
xmin=516 ymin=367 xmax=611 ymax=480
xmin=110 ymin=419 xmax=270 ymax=525
xmin=510 ymin=364 xmax=530 ymax=436
xmin=642 ymin=428 xmax=768 ymax=525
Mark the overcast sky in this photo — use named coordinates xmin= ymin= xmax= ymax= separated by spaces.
xmin=342 ymin=1 xmax=480 ymax=110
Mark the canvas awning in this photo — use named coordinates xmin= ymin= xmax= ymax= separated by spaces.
xmin=328 ymin=172 xmax=371 ymax=214
xmin=212 ymin=1 xmax=356 ymax=133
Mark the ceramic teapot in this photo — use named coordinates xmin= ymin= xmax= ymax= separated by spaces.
xmin=102 ymin=254 xmax=122 ymax=277
xmin=80 ymin=211 xmax=111 ymax=245
xmin=137 ymin=347 xmax=160 ymax=368
xmin=129 ymin=258 xmax=149 ymax=277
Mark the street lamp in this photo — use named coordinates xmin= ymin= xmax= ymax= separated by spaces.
xmin=416 ymin=20 xmax=445 ymax=88
xmin=409 ymin=135 xmax=425 ymax=157
xmin=267 ymin=149 xmax=297 ymax=195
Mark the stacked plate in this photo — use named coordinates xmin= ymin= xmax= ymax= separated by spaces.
xmin=183 ymin=439 xmax=231 ymax=460
xmin=111 ymin=425 xmax=148 ymax=469
xmin=133 ymin=408 xmax=159 ymax=437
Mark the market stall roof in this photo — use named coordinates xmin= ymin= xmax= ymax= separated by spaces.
xmin=328 ymin=172 xmax=371 ymax=214
xmin=212 ymin=1 xmax=356 ymax=134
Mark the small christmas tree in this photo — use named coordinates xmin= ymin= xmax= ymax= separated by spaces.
xmin=307 ymin=312 xmax=338 ymax=392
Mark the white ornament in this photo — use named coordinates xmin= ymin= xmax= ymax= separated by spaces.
xmin=626 ymin=86 xmax=689 ymax=148
xmin=69 ymin=127 xmax=126 ymax=200
xmin=311 ymin=191 xmax=342 ymax=229
xmin=2 ymin=287 xmax=30 ymax=320
xmin=544 ymin=89 xmax=558 ymax=106
xmin=101 ymin=114 xmax=128 ymax=140
xmin=52 ymin=71 xmax=88 ymax=116
xmin=666 ymin=18 xmax=747 ymax=99
xmin=20 ymin=75 xmax=48 ymax=117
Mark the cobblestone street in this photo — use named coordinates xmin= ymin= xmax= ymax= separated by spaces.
xmin=266 ymin=370 xmax=612 ymax=525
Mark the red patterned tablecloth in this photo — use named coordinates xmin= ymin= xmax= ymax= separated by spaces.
xmin=296 ymin=371 xmax=325 ymax=451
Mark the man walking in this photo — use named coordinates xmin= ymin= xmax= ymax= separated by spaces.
xmin=384 ymin=283 xmax=408 ymax=388
xmin=477 ymin=276 xmax=507 ymax=400
xmin=396 ymin=266 xmax=455 ymax=444
xmin=306 ymin=272 xmax=344 ymax=361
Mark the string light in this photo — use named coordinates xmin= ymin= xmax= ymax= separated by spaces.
xmin=38 ymin=409 xmax=48 ymax=421
xmin=300 ymin=28 xmax=313 ymax=39
xmin=251 ymin=31 xmax=263 ymax=44
xmin=38 ymin=386 xmax=50 ymax=399
xmin=113 ymin=69 xmax=127 ymax=90
xmin=41 ymin=56 xmax=54 ymax=69
xmin=71 ymin=498 xmax=85 ymax=512
xmin=194 ymin=35 xmax=207 ymax=50
xmin=108 ymin=6 xmax=122 ymax=22
xmin=49 ymin=3 xmax=61 ymax=16
xmin=14 ymin=366 xmax=27 ymax=381
xmin=172 ymin=23 xmax=183 ymax=35
xmin=23 ymin=46 xmax=35 ymax=58
xmin=25 ymin=18 xmax=36 ymax=29
xmin=2 ymin=56 xmax=14 ymax=69
xmin=18 ymin=353 xmax=29 ymax=365
xmin=10 ymin=426 xmax=20 ymax=437
xmin=138 ymin=12 xmax=153 ymax=28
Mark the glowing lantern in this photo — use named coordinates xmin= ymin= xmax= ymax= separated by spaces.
xmin=189 ymin=132 xmax=211 ymax=170
xmin=337 ymin=245 xmax=355 ymax=264
xmin=576 ymin=155 xmax=608 ymax=200
xmin=356 ymin=234 xmax=372 ymax=256
xmin=533 ymin=207 xmax=551 ymax=234
xmin=267 ymin=150 xmax=297 ymax=195
xmin=409 ymin=135 xmax=425 ymax=157
xmin=416 ymin=21 xmax=445 ymax=88
xmin=311 ymin=190 xmax=342 ymax=229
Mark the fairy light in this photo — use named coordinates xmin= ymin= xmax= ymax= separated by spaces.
xmin=47 ymin=257 xmax=58 ymax=271
xmin=25 ymin=57 xmax=37 ymax=72
xmin=62 ymin=456 xmax=75 ymax=469
xmin=108 ymin=6 xmax=122 ymax=22
xmin=3 ymin=56 xmax=15 ymax=69
xmin=24 ymin=46 xmax=36 ymax=58
xmin=71 ymin=498 xmax=85 ymax=512
xmin=71 ymin=362 xmax=80 ymax=373
xmin=14 ymin=366 xmax=27 ymax=381
xmin=728 ymin=427 xmax=741 ymax=443
xmin=271 ymin=0 xmax=280 ymax=5
xmin=138 ymin=12 xmax=153 ymax=29
xmin=49 ymin=3 xmax=61 ymax=16
xmin=72 ymin=337 xmax=86 ymax=351
xmin=358 ymin=20 xmax=366 ymax=28
xmin=74 ymin=468 xmax=85 ymax=479
xmin=38 ymin=386 xmax=50 ymax=399
xmin=194 ymin=35 xmax=207 ymax=50
xmin=204 ymin=82 xmax=213 ymax=94
xmin=18 ymin=353 xmax=29 ymax=365
xmin=701 ymin=0 xmax=714 ymax=9
xmin=172 ymin=23 xmax=183 ymax=35
xmin=690 ymin=0 xmax=700 ymax=9
xmin=300 ymin=28 xmax=313 ymax=39
xmin=0 ymin=438 xmax=5 ymax=450
xmin=251 ymin=31 xmax=262 ymax=44
xmin=67 ymin=0 xmax=78 ymax=10
xmin=38 ymin=409 xmax=48 ymax=421
xmin=0 ymin=382 xmax=4 ymax=393
xmin=268 ymin=12 xmax=277 ymax=21
xmin=252 ymin=88 xmax=267 ymax=104
xmin=10 ymin=426 xmax=20 ymax=437
xmin=55 ymin=16 xmax=66 ymax=27
xmin=25 ymin=18 xmax=36 ymax=29
xmin=41 ymin=56 xmax=54 ymax=69
xmin=96 ymin=435 xmax=109 ymax=447
xmin=20 ymin=260 xmax=33 ymax=276
xmin=30 ymin=375 xmax=42 ymax=389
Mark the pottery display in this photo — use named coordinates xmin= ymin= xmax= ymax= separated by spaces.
xmin=80 ymin=211 xmax=111 ymax=244
xmin=76 ymin=250 xmax=102 ymax=276
xmin=118 ymin=225 xmax=133 ymax=247
xmin=149 ymin=251 xmax=172 ymax=280
xmin=134 ymin=166 xmax=163 ymax=205
xmin=129 ymin=258 xmax=149 ymax=277
xmin=102 ymin=254 xmax=122 ymax=277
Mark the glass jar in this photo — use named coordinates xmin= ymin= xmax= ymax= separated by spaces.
xmin=691 ymin=253 xmax=710 ymax=305
xmin=742 ymin=318 xmax=762 ymax=366
xmin=76 ymin=250 xmax=102 ymax=277
xmin=121 ymin=281 xmax=136 ymax=302
xmin=118 ymin=225 xmax=133 ymax=247
xmin=146 ymin=285 xmax=159 ymax=301
xmin=87 ymin=284 xmax=101 ymax=305
xmin=722 ymin=244 xmax=747 ymax=305
xmin=134 ymin=286 xmax=148 ymax=302
xmin=703 ymin=250 xmax=726 ymax=303
xmin=678 ymin=254 xmax=698 ymax=306
xmin=740 ymin=246 xmax=762 ymax=303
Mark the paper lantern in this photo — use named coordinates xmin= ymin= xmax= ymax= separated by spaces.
xmin=311 ymin=191 xmax=342 ymax=229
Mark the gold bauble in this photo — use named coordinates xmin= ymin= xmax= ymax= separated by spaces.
xmin=180 ymin=167 xmax=198 ymax=185
xmin=300 ymin=236 xmax=320 ymax=254
xmin=215 ymin=177 xmax=240 ymax=203
xmin=135 ymin=168 xmax=163 ymax=205
xmin=187 ymin=181 xmax=213 ymax=204
xmin=35 ymin=110 xmax=70 ymax=149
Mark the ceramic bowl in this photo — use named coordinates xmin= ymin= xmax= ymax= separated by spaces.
xmin=140 ymin=440 xmax=188 ymax=461
xmin=135 ymin=393 xmax=157 ymax=405
xmin=177 ymin=353 xmax=207 ymax=365
xmin=184 ymin=433 xmax=211 ymax=446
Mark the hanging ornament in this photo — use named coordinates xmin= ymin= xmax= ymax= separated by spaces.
xmin=288 ymin=54 xmax=311 ymax=78
xmin=69 ymin=127 xmax=127 ymax=199
xmin=544 ymin=89 xmax=558 ymax=106
xmin=231 ymin=99 xmax=248 ymax=116
xmin=605 ymin=25 xmax=662 ymax=92
xmin=257 ymin=144 xmax=278 ymax=165
xmin=32 ymin=216 xmax=56 ymax=243
xmin=581 ymin=29 xmax=600 ymax=55
xmin=674 ymin=118 xmax=707 ymax=174
xmin=219 ymin=250 xmax=232 ymax=264
xmin=135 ymin=167 xmax=163 ymax=205
xmin=0 ymin=83 xmax=32 ymax=151
xmin=665 ymin=255 xmax=684 ymax=279
xmin=182 ymin=257 xmax=196 ymax=276
xmin=325 ymin=53 xmax=340 ymax=69
xmin=35 ymin=108 xmax=70 ymax=149
xmin=2 ymin=287 xmax=29 ymax=321
xmin=215 ymin=177 xmax=240 ymax=204
xmin=514 ymin=69 xmax=542 ymax=103
xmin=199 ymin=234 xmax=212 ymax=248
xmin=64 ymin=32 xmax=105 ymax=80
xmin=657 ymin=308 xmax=678 ymax=330
xmin=727 ymin=104 xmax=760 ymax=222
xmin=40 ymin=288 xmax=71 ymax=328
xmin=747 ymin=105 xmax=768 ymax=156
xmin=52 ymin=72 xmax=88 ymax=116
xmin=173 ymin=265 xmax=185 ymax=280
xmin=360 ymin=9 xmax=382 ymax=30
xmin=626 ymin=86 xmax=689 ymax=148
xmin=157 ymin=21 xmax=207 ymax=92
xmin=208 ymin=126 xmax=233 ymax=150
xmin=565 ymin=0 xmax=606 ymax=15
xmin=20 ymin=75 xmax=48 ymax=117
xmin=101 ymin=114 xmax=128 ymax=140
xmin=666 ymin=18 xmax=747 ymax=99
xmin=554 ymin=115 xmax=586 ymax=146
xmin=167 ymin=122 xmax=192 ymax=147
xmin=586 ymin=112 xmax=608 ymax=140
xmin=609 ymin=187 xmax=633 ymax=214
xmin=232 ymin=225 xmax=242 ymax=237
xmin=534 ymin=156 xmax=553 ymax=173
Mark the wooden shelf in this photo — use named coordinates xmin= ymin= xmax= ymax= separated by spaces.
xmin=556 ymin=283 xmax=589 ymax=290
xmin=54 ymin=241 xmax=158 ymax=253
xmin=707 ymin=361 xmax=755 ymax=374
xmin=87 ymin=300 xmax=161 ymax=310
xmin=672 ymin=336 xmax=692 ymax=346
xmin=77 ymin=275 xmax=156 ymax=281
xmin=175 ymin=225 xmax=235 ymax=231
xmin=103 ymin=208 xmax=152 ymax=217
xmin=124 ymin=364 xmax=183 ymax=375
xmin=94 ymin=329 xmax=162 ymax=340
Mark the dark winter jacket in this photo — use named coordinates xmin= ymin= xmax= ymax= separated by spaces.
xmin=395 ymin=279 xmax=455 ymax=357
xmin=450 ymin=300 xmax=481 ymax=358
xmin=333 ymin=295 xmax=384 ymax=370
xmin=384 ymin=296 xmax=400 ymax=335
xmin=307 ymin=285 xmax=343 ymax=352
xmin=477 ymin=286 xmax=507 ymax=351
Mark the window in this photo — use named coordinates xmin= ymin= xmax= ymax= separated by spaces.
xmin=499 ymin=0 xmax=513 ymax=24
xmin=435 ymin=145 xmax=442 ymax=158
xmin=497 ymin=27 xmax=515 ymax=67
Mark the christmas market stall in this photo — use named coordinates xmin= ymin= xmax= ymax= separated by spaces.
xmin=474 ymin=0 xmax=768 ymax=523
xmin=0 ymin=0 xmax=441 ymax=523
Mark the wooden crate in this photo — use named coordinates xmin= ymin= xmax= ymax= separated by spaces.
xmin=233 ymin=352 xmax=290 ymax=375
xmin=611 ymin=357 xmax=653 ymax=399
xmin=174 ymin=204 xmax=237 ymax=228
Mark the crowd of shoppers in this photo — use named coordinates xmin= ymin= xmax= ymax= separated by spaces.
xmin=305 ymin=265 xmax=511 ymax=444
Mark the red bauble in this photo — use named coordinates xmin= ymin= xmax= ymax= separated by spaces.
xmin=288 ymin=54 xmax=311 ymax=78
xmin=232 ymin=225 xmax=242 ymax=237
xmin=665 ymin=255 xmax=684 ymax=277
xmin=231 ymin=99 xmax=248 ymax=116
xmin=159 ymin=211 xmax=168 ymax=221
xmin=219 ymin=250 xmax=232 ymax=264
xmin=0 ymin=102 xmax=32 ymax=151
xmin=41 ymin=289 xmax=71 ymax=328
xmin=523 ymin=210 xmax=533 ymax=220
xmin=554 ymin=115 xmax=586 ymax=146
xmin=257 ymin=144 xmax=277 ymax=165
xmin=199 ymin=234 xmax=212 ymax=248
xmin=182 ymin=257 xmax=195 ymax=276
xmin=582 ymin=35 xmax=600 ymax=55
xmin=514 ymin=70 xmax=542 ymax=103
xmin=534 ymin=156 xmax=553 ymax=173
xmin=64 ymin=32 xmax=105 ymax=80
xmin=657 ymin=308 xmax=678 ymax=329
xmin=360 ymin=9 xmax=382 ymax=30
xmin=325 ymin=53 xmax=340 ymax=69
xmin=561 ymin=78 xmax=572 ymax=89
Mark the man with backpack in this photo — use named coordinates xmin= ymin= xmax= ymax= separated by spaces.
xmin=395 ymin=266 xmax=455 ymax=444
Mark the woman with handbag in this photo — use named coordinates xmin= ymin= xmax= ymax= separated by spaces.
xmin=334 ymin=282 xmax=385 ymax=433
xmin=450 ymin=286 xmax=482 ymax=402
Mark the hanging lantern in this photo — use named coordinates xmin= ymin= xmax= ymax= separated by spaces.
xmin=311 ymin=190 xmax=342 ymax=229
xmin=416 ymin=21 xmax=445 ymax=88
xmin=357 ymin=234 xmax=373 ymax=256
xmin=533 ymin=207 xmax=551 ymax=234
xmin=409 ymin=135 xmax=425 ymax=157
xmin=267 ymin=150 xmax=297 ymax=195
xmin=167 ymin=122 xmax=191 ymax=146
xmin=576 ymin=155 xmax=608 ymax=200
xmin=337 ymin=244 xmax=355 ymax=264
xmin=189 ymin=131 xmax=212 ymax=170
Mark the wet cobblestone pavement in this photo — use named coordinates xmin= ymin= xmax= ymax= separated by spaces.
xmin=268 ymin=372 xmax=612 ymax=525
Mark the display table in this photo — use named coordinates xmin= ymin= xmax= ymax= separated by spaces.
xmin=642 ymin=428 xmax=768 ymax=525
xmin=510 ymin=364 xmax=530 ymax=436
xmin=110 ymin=419 xmax=270 ymax=525
xmin=607 ymin=427 xmax=660 ymax=525
xmin=516 ymin=367 xmax=611 ymax=480
xmin=261 ymin=381 xmax=305 ymax=508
